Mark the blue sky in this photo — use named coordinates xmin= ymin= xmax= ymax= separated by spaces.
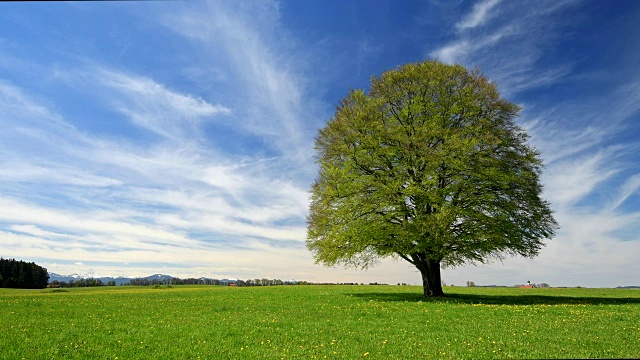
xmin=1 ymin=0 xmax=638 ymax=287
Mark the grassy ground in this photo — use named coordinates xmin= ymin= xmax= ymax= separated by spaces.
xmin=0 ymin=285 xmax=638 ymax=359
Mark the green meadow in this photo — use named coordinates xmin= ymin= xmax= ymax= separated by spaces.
xmin=1 ymin=285 xmax=638 ymax=359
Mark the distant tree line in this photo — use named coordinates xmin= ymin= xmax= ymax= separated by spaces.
xmin=237 ymin=279 xmax=294 ymax=286
xmin=0 ymin=258 xmax=49 ymax=289
xmin=49 ymin=278 xmax=116 ymax=288
xmin=125 ymin=278 xmax=231 ymax=286
xmin=47 ymin=275 xmax=390 ymax=288
xmin=527 ymin=283 xmax=550 ymax=288
xmin=464 ymin=280 xmax=551 ymax=288
xmin=124 ymin=278 xmax=300 ymax=286
xmin=235 ymin=280 xmax=386 ymax=286
xmin=122 ymin=277 xmax=382 ymax=287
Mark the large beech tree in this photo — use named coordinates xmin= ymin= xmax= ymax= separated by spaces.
xmin=307 ymin=61 xmax=557 ymax=297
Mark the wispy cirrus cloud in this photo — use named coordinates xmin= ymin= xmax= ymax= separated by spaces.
xmin=613 ymin=174 xmax=640 ymax=211
xmin=0 ymin=75 xmax=309 ymax=227
xmin=2 ymin=0 xmax=637 ymax=287
xmin=0 ymin=81 xmax=62 ymax=123
xmin=455 ymin=0 xmax=502 ymax=31
xmin=0 ymin=1 xmax=321 ymax=280
xmin=0 ymin=161 xmax=122 ymax=187
xmin=427 ymin=0 xmax=640 ymax=287
xmin=431 ymin=25 xmax=515 ymax=64
xmin=95 ymin=69 xmax=231 ymax=141
xmin=162 ymin=1 xmax=324 ymax=161
xmin=431 ymin=1 xmax=580 ymax=95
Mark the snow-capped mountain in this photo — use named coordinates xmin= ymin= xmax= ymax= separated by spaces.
xmin=48 ymin=273 xmax=173 ymax=286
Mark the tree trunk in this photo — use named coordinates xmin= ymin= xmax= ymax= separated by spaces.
xmin=419 ymin=259 xmax=445 ymax=297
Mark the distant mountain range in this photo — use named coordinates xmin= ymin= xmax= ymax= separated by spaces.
xmin=48 ymin=273 xmax=238 ymax=286
xmin=48 ymin=273 xmax=162 ymax=285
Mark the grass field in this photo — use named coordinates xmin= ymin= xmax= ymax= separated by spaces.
xmin=0 ymin=285 xmax=638 ymax=359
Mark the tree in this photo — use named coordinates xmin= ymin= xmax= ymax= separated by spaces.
xmin=0 ymin=258 xmax=49 ymax=289
xmin=307 ymin=60 xmax=558 ymax=297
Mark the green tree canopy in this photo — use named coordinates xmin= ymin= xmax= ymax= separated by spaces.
xmin=0 ymin=258 xmax=49 ymax=289
xmin=307 ymin=60 xmax=558 ymax=297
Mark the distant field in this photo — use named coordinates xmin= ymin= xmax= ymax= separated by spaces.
xmin=1 ymin=285 xmax=638 ymax=359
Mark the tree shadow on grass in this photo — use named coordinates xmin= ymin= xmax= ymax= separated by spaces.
xmin=347 ymin=291 xmax=640 ymax=305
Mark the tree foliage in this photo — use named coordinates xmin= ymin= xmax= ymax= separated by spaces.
xmin=0 ymin=258 xmax=49 ymax=289
xmin=307 ymin=60 xmax=558 ymax=297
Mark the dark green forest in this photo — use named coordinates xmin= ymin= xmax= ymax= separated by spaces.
xmin=0 ymin=258 xmax=49 ymax=289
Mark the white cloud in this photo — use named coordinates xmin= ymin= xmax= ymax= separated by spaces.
xmin=96 ymin=69 xmax=231 ymax=141
xmin=431 ymin=40 xmax=470 ymax=64
xmin=542 ymin=149 xmax=619 ymax=209
xmin=430 ymin=2 xmax=581 ymax=95
xmin=0 ymin=197 xmax=193 ymax=246
xmin=613 ymin=174 xmax=640 ymax=210
xmin=0 ymin=161 xmax=122 ymax=187
xmin=162 ymin=0 xmax=322 ymax=161
xmin=9 ymin=224 xmax=74 ymax=239
xmin=431 ymin=25 xmax=515 ymax=64
xmin=3 ymin=0 xmax=637 ymax=288
xmin=0 ymin=81 xmax=63 ymax=124
xmin=0 ymin=67 xmax=311 ymax=275
xmin=510 ymin=91 xmax=640 ymax=287
xmin=455 ymin=0 xmax=502 ymax=31
xmin=424 ymin=0 xmax=640 ymax=288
